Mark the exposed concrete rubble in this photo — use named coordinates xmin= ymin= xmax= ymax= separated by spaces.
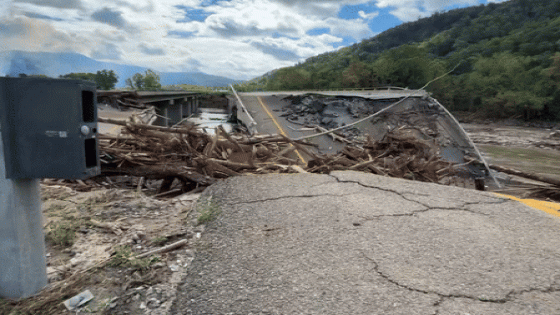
xmin=279 ymin=94 xmax=394 ymax=139
xmin=276 ymin=94 xmax=560 ymax=197
xmin=279 ymin=94 xmax=491 ymax=184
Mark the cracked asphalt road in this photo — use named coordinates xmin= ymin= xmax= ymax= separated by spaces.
xmin=171 ymin=171 xmax=560 ymax=314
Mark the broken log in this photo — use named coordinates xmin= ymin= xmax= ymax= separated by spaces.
xmin=488 ymin=164 xmax=560 ymax=188
xmin=136 ymin=239 xmax=188 ymax=258
xmin=101 ymin=165 xmax=216 ymax=186
xmin=98 ymin=117 xmax=205 ymax=138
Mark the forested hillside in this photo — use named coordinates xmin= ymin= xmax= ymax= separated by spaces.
xmin=236 ymin=0 xmax=560 ymax=120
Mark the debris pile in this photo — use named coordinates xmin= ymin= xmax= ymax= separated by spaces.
xmin=98 ymin=116 xmax=463 ymax=194
xmin=98 ymin=117 xmax=314 ymax=195
xmin=97 ymin=91 xmax=147 ymax=109
xmin=306 ymin=127 xmax=457 ymax=184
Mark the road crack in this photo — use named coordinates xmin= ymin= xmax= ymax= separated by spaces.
xmin=328 ymin=174 xmax=501 ymax=216
xmin=360 ymin=251 xmax=560 ymax=309
xmin=360 ymin=251 xmax=509 ymax=303
xmin=229 ymin=193 xmax=354 ymax=205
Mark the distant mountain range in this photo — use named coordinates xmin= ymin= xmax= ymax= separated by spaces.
xmin=0 ymin=51 xmax=237 ymax=87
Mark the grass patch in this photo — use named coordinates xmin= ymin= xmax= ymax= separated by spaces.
xmin=109 ymin=246 xmax=159 ymax=271
xmin=46 ymin=220 xmax=78 ymax=247
xmin=151 ymin=236 xmax=168 ymax=246
xmin=46 ymin=215 xmax=92 ymax=248
xmin=196 ymin=197 xmax=221 ymax=225
xmin=167 ymin=84 xmax=228 ymax=94
xmin=44 ymin=203 xmax=66 ymax=213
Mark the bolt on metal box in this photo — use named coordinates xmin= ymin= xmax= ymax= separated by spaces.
xmin=0 ymin=77 xmax=100 ymax=179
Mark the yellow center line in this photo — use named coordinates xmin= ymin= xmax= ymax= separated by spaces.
xmin=494 ymin=193 xmax=560 ymax=219
xmin=256 ymin=96 xmax=307 ymax=164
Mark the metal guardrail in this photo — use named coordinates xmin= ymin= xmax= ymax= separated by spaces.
xmin=307 ymin=86 xmax=409 ymax=92
xmin=238 ymin=86 xmax=410 ymax=93
xmin=229 ymin=84 xmax=257 ymax=134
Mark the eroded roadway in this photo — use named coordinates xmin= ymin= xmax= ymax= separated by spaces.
xmin=237 ymin=92 xmax=367 ymax=161
xmin=171 ymin=171 xmax=560 ymax=314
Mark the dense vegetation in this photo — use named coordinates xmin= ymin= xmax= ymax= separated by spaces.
xmin=60 ymin=70 xmax=118 ymax=90
xmin=235 ymin=0 xmax=560 ymax=120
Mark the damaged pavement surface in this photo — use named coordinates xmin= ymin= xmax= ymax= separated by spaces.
xmin=172 ymin=171 xmax=560 ymax=314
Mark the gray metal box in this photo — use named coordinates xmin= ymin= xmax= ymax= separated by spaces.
xmin=0 ymin=77 xmax=100 ymax=179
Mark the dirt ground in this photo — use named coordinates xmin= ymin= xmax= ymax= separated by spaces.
xmin=463 ymin=123 xmax=560 ymax=180
xmin=0 ymin=185 xmax=205 ymax=315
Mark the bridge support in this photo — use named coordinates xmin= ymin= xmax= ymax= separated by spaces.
xmin=166 ymin=99 xmax=181 ymax=126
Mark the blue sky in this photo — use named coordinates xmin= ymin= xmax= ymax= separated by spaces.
xmin=1 ymin=0 xmax=507 ymax=79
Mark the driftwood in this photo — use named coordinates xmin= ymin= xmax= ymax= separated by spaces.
xmin=312 ymin=125 xmax=353 ymax=144
xmin=89 ymin=219 xmax=125 ymax=235
xmin=487 ymin=164 xmax=560 ymax=188
xmin=136 ymin=239 xmax=188 ymax=258
xmin=98 ymin=117 xmax=317 ymax=193
xmin=98 ymin=117 xmax=465 ymax=194
xmin=101 ymin=165 xmax=217 ymax=186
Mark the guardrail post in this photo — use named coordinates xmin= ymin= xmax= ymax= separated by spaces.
xmin=0 ymin=131 xmax=47 ymax=299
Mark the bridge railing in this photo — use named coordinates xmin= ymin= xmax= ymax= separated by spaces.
xmin=229 ymin=84 xmax=257 ymax=135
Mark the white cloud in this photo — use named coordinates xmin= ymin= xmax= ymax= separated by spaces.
xmin=0 ymin=16 xmax=88 ymax=53
xmin=375 ymin=0 xmax=479 ymax=22
xmin=359 ymin=10 xmax=380 ymax=20
xmin=0 ymin=0 xmax=488 ymax=79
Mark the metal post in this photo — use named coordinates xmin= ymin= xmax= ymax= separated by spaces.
xmin=0 ymin=131 xmax=47 ymax=299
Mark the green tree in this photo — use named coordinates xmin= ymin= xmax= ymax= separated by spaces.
xmin=61 ymin=70 xmax=118 ymax=90
xmin=548 ymin=53 xmax=560 ymax=83
xmin=95 ymin=70 xmax=118 ymax=90
xmin=126 ymin=69 xmax=161 ymax=90
xmin=267 ymin=67 xmax=311 ymax=91
xmin=467 ymin=53 xmax=550 ymax=118
xmin=546 ymin=53 xmax=560 ymax=119
xmin=342 ymin=60 xmax=376 ymax=88
xmin=373 ymin=45 xmax=435 ymax=88
xmin=143 ymin=69 xmax=162 ymax=90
